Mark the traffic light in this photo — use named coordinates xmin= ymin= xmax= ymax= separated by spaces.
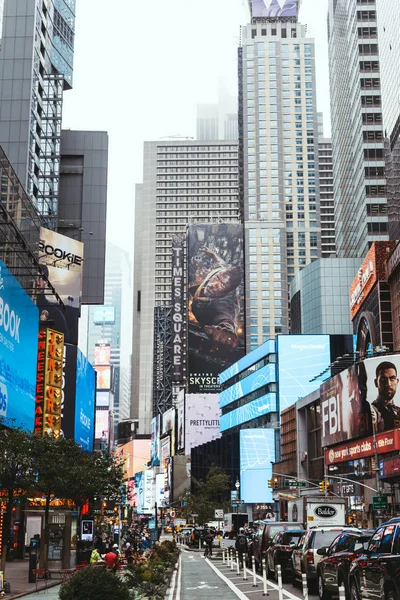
xmin=326 ymin=482 xmax=333 ymax=496
xmin=319 ymin=480 xmax=326 ymax=494
xmin=273 ymin=477 xmax=279 ymax=490
xmin=268 ymin=479 xmax=273 ymax=489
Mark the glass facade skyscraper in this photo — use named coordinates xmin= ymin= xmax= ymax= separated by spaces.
xmin=239 ymin=19 xmax=320 ymax=350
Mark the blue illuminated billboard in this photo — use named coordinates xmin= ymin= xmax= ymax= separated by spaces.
xmin=277 ymin=335 xmax=331 ymax=412
xmin=220 ymin=394 xmax=277 ymax=432
xmin=93 ymin=306 xmax=116 ymax=325
xmin=240 ymin=429 xmax=276 ymax=504
xmin=74 ymin=349 xmax=95 ymax=451
xmin=0 ymin=259 xmax=38 ymax=430
xmin=220 ymin=339 xmax=275 ymax=385
xmin=220 ymin=363 xmax=276 ymax=409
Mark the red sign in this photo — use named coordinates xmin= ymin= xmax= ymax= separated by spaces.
xmin=325 ymin=429 xmax=400 ymax=465
xmin=380 ymin=455 xmax=400 ymax=478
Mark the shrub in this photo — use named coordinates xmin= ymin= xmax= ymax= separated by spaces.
xmin=59 ymin=566 xmax=131 ymax=600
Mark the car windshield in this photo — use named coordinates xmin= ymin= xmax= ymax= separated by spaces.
xmin=268 ymin=526 xmax=285 ymax=538
xmin=282 ymin=532 xmax=303 ymax=545
xmin=313 ymin=531 xmax=343 ymax=548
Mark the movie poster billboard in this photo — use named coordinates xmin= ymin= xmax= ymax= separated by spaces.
xmin=321 ymin=355 xmax=400 ymax=447
xmin=184 ymin=393 xmax=221 ymax=453
xmin=171 ymin=235 xmax=185 ymax=381
xmin=177 ymin=389 xmax=185 ymax=451
xmin=249 ymin=0 xmax=299 ymax=18
xmin=188 ymin=224 xmax=245 ymax=393
xmin=94 ymin=365 xmax=111 ymax=390
xmin=94 ymin=344 xmax=111 ymax=366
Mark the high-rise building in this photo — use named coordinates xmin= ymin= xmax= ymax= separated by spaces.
xmin=132 ymin=139 xmax=240 ymax=433
xmin=239 ymin=13 xmax=320 ymax=351
xmin=0 ymin=0 xmax=75 ymax=225
xmin=318 ymin=137 xmax=336 ymax=258
xmin=196 ymin=83 xmax=238 ymax=141
xmin=328 ymin=0 xmax=388 ymax=258
xmin=376 ymin=0 xmax=400 ymax=240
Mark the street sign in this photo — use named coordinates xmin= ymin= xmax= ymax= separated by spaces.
xmin=373 ymin=496 xmax=388 ymax=510
xmin=284 ymin=480 xmax=306 ymax=487
xmin=215 ymin=509 xmax=224 ymax=519
xmin=231 ymin=500 xmax=244 ymax=506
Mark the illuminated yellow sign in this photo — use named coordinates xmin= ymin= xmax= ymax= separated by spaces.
xmin=34 ymin=328 xmax=64 ymax=437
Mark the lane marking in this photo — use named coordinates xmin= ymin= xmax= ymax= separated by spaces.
xmin=167 ymin=560 xmax=179 ymax=600
xmin=205 ymin=558 xmax=249 ymax=600
xmin=176 ymin=555 xmax=182 ymax=600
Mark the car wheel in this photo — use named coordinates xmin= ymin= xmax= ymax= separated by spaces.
xmin=318 ymin=572 xmax=330 ymax=600
xmin=350 ymin=582 xmax=360 ymax=600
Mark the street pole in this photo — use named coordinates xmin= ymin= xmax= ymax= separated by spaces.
xmin=155 ymin=502 xmax=158 ymax=541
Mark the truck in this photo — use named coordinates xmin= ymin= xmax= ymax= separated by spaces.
xmin=223 ymin=512 xmax=249 ymax=534
xmin=287 ymin=497 xmax=346 ymax=529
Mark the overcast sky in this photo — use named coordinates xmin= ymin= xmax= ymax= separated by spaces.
xmin=62 ymin=0 xmax=329 ymax=254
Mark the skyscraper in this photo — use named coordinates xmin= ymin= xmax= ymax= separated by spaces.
xmin=132 ymin=139 xmax=240 ymax=433
xmin=240 ymin=6 xmax=320 ymax=350
xmin=196 ymin=82 xmax=238 ymax=141
xmin=0 ymin=0 xmax=75 ymax=225
xmin=318 ymin=136 xmax=336 ymax=257
xmin=328 ymin=0 xmax=388 ymax=257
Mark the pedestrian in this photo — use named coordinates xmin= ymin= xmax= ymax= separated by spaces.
xmin=90 ymin=547 xmax=102 ymax=564
xmin=235 ymin=528 xmax=248 ymax=567
xmin=125 ymin=542 xmax=133 ymax=565
xmin=104 ymin=549 xmax=118 ymax=573
xmin=204 ymin=530 xmax=214 ymax=558
xmin=112 ymin=543 xmax=120 ymax=557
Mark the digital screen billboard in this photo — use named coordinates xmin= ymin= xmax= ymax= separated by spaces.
xmin=151 ymin=415 xmax=160 ymax=467
xmin=95 ymin=409 xmax=109 ymax=440
xmin=96 ymin=390 xmax=110 ymax=408
xmin=220 ymin=393 xmax=277 ymax=432
xmin=94 ymin=344 xmax=110 ymax=366
xmin=74 ymin=349 xmax=95 ymax=451
xmin=278 ymin=335 xmax=331 ymax=411
xmin=240 ymin=429 xmax=276 ymax=504
xmin=185 ymin=393 xmax=221 ymax=453
xmin=321 ymin=355 xmax=400 ymax=447
xmin=220 ymin=363 xmax=276 ymax=409
xmin=177 ymin=389 xmax=185 ymax=451
xmin=188 ymin=223 xmax=245 ymax=393
xmin=249 ymin=0 xmax=299 ymax=18
xmin=94 ymin=365 xmax=111 ymax=390
xmin=220 ymin=339 xmax=275 ymax=385
xmin=0 ymin=259 xmax=38 ymax=430
xmin=93 ymin=306 xmax=116 ymax=325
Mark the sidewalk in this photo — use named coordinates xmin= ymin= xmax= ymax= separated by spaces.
xmin=2 ymin=560 xmax=61 ymax=599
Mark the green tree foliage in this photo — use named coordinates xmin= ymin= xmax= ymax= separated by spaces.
xmin=186 ymin=465 xmax=231 ymax=525
xmin=59 ymin=566 xmax=131 ymax=600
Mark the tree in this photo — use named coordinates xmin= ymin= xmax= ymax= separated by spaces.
xmin=186 ymin=465 xmax=231 ymax=525
xmin=0 ymin=422 xmax=35 ymax=573
xmin=59 ymin=565 xmax=130 ymax=600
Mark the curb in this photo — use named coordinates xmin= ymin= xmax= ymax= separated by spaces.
xmin=8 ymin=581 xmax=61 ymax=599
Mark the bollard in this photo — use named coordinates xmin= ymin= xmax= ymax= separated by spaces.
xmin=277 ymin=565 xmax=283 ymax=600
xmin=236 ymin=551 xmax=240 ymax=575
xmin=230 ymin=548 xmax=235 ymax=571
xmin=252 ymin=556 xmax=258 ymax=587
xmin=262 ymin=558 xmax=268 ymax=596
xmin=199 ymin=538 xmax=201 ymax=551
xmin=243 ymin=553 xmax=248 ymax=580
xmin=222 ymin=547 xmax=226 ymax=564
xmin=302 ymin=573 xmax=308 ymax=600
xmin=227 ymin=548 xmax=231 ymax=568
xmin=338 ymin=585 xmax=346 ymax=600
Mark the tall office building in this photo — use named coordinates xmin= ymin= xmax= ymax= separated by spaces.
xmin=318 ymin=138 xmax=335 ymax=258
xmin=0 ymin=0 xmax=75 ymax=225
xmin=376 ymin=0 xmax=400 ymax=240
xmin=240 ymin=6 xmax=320 ymax=351
xmin=132 ymin=139 xmax=240 ymax=433
xmin=197 ymin=83 xmax=238 ymax=141
xmin=328 ymin=0 xmax=388 ymax=258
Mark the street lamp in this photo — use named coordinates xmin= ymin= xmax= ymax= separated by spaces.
xmin=235 ymin=478 xmax=240 ymax=533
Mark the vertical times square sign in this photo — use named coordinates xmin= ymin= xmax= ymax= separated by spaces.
xmin=171 ymin=235 xmax=184 ymax=382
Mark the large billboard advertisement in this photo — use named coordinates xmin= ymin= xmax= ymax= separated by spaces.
xmin=278 ymin=335 xmax=331 ymax=412
xmin=220 ymin=393 xmax=277 ymax=432
xmin=321 ymin=355 xmax=400 ymax=447
xmin=220 ymin=363 xmax=276 ymax=409
xmin=184 ymin=393 xmax=221 ymax=453
xmin=150 ymin=415 xmax=160 ymax=467
xmin=172 ymin=235 xmax=185 ymax=382
xmin=74 ymin=349 xmax=95 ymax=451
xmin=93 ymin=306 xmax=116 ymax=325
xmin=94 ymin=344 xmax=111 ymax=366
xmin=94 ymin=365 xmax=111 ymax=390
xmin=188 ymin=223 xmax=245 ymax=393
xmin=177 ymin=389 xmax=185 ymax=451
xmin=0 ymin=259 xmax=39 ymax=430
xmin=35 ymin=328 xmax=64 ymax=438
xmin=240 ymin=429 xmax=275 ymax=504
xmin=249 ymin=0 xmax=299 ymax=18
xmin=95 ymin=409 xmax=109 ymax=440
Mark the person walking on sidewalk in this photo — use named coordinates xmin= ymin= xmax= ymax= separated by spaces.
xmin=204 ymin=530 xmax=214 ymax=558
xmin=235 ymin=528 xmax=248 ymax=567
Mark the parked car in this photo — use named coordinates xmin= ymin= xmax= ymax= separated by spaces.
xmin=266 ymin=529 xmax=305 ymax=582
xmin=349 ymin=520 xmax=400 ymax=600
xmin=252 ymin=522 xmax=304 ymax=570
xmin=317 ymin=530 xmax=373 ymax=600
xmin=292 ymin=527 xmax=358 ymax=589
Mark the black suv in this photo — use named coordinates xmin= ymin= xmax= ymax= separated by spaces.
xmin=317 ymin=530 xmax=372 ymax=600
xmin=267 ymin=529 xmax=305 ymax=582
xmin=349 ymin=519 xmax=400 ymax=600
xmin=252 ymin=522 xmax=304 ymax=570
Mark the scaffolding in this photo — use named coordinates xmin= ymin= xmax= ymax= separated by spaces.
xmin=153 ymin=306 xmax=173 ymax=417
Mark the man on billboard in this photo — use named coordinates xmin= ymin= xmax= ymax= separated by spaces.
xmin=372 ymin=361 xmax=400 ymax=432
xmin=348 ymin=362 xmax=372 ymax=440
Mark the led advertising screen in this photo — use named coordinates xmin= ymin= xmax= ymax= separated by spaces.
xmin=94 ymin=344 xmax=111 ymax=366
xmin=94 ymin=365 xmax=111 ymax=390
xmin=278 ymin=335 xmax=331 ymax=411
xmin=96 ymin=390 xmax=110 ymax=408
xmin=150 ymin=415 xmax=160 ymax=467
xmin=220 ymin=393 xmax=277 ymax=432
xmin=249 ymin=0 xmax=299 ymax=18
xmin=74 ymin=349 xmax=95 ymax=451
xmin=240 ymin=429 xmax=276 ymax=504
xmin=188 ymin=223 xmax=245 ymax=393
xmin=220 ymin=339 xmax=275 ymax=385
xmin=93 ymin=306 xmax=116 ymax=325
xmin=321 ymin=355 xmax=400 ymax=447
xmin=95 ymin=409 xmax=109 ymax=440
xmin=0 ymin=259 xmax=38 ymax=430
xmin=177 ymin=389 xmax=185 ymax=451
xmin=184 ymin=393 xmax=221 ymax=453
xmin=220 ymin=363 xmax=276 ymax=409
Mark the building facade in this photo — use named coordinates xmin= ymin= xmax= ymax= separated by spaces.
xmin=328 ymin=0 xmax=388 ymax=257
xmin=318 ymin=138 xmax=336 ymax=257
xmin=132 ymin=140 xmax=240 ymax=434
xmin=239 ymin=17 xmax=320 ymax=350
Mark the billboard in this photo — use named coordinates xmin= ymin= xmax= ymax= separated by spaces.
xmin=240 ymin=429 xmax=275 ymax=504
xmin=278 ymin=335 xmax=331 ymax=411
xmin=95 ymin=409 xmax=109 ymax=440
xmin=171 ymin=235 xmax=185 ymax=381
xmin=94 ymin=365 xmax=111 ymax=390
xmin=188 ymin=223 xmax=245 ymax=393
xmin=249 ymin=0 xmax=299 ymax=18
xmin=321 ymin=355 xmax=400 ymax=447
xmin=96 ymin=390 xmax=110 ymax=408
xmin=220 ymin=393 xmax=277 ymax=432
xmin=184 ymin=393 xmax=221 ymax=453
xmin=325 ymin=429 xmax=400 ymax=466
xmin=93 ymin=306 xmax=116 ymax=325
xmin=74 ymin=349 xmax=95 ymax=451
xmin=220 ymin=363 xmax=276 ymax=409
xmin=94 ymin=344 xmax=111 ymax=366
xmin=35 ymin=328 xmax=64 ymax=437
xmin=150 ymin=415 xmax=160 ymax=467
xmin=0 ymin=259 xmax=39 ymax=430
xmin=177 ymin=389 xmax=185 ymax=451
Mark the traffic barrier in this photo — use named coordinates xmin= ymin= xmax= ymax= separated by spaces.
xmin=230 ymin=548 xmax=234 ymax=571
xmin=277 ymin=565 xmax=283 ymax=600
xmin=252 ymin=556 xmax=258 ymax=587
xmin=302 ymin=573 xmax=308 ymax=600
xmin=198 ymin=538 xmax=201 ymax=551
xmin=222 ymin=547 xmax=226 ymax=564
xmin=338 ymin=585 xmax=346 ymax=600
xmin=262 ymin=558 xmax=268 ymax=596
xmin=236 ymin=551 xmax=240 ymax=575
xmin=243 ymin=553 xmax=248 ymax=580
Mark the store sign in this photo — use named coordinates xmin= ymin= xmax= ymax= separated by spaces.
xmin=35 ymin=328 xmax=64 ymax=437
xmin=314 ymin=506 xmax=337 ymax=519
xmin=325 ymin=429 xmax=400 ymax=465
xmin=379 ymin=455 xmax=400 ymax=479
xmin=334 ymin=482 xmax=361 ymax=496
xmin=171 ymin=235 xmax=184 ymax=382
